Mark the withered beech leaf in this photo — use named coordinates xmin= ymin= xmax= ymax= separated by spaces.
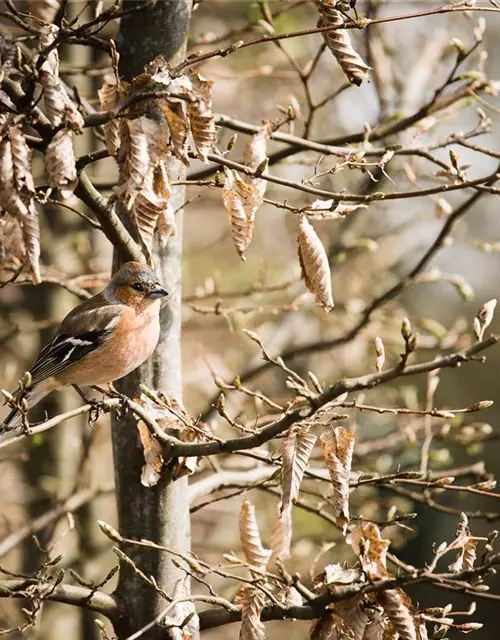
xmin=297 ymin=215 xmax=334 ymax=311
xmin=161 ymin=100 xmax=189 ymax=165
xmin=448 ymin=513 xmax=477 ymax=573
xmin=223 ymin=168 xmax=262 ymax=260
xmin=98 ymin=76 xmax=121 ymax=156
xmin=350 ymin=522 xmax=390 ymax=582
xmin=270 ymin=503 xmax=292 ymax=561
xmin=281 ymin=427 xmax=317 ymax=512
xmin=0 ymin=135 xmax=40 ymax=282
xmin=9 ymin=127 xmax=35 ymax=195
xmin=240 ymin=586 xmax=266 ymax=640
xmin=119 ymin=116 xmax=168 ymax=209
xmin=275 ymin=585 xmax=303 ymax=607
xmin=320 ymin=426 xmax=354 ymax=529
xmin=313 ymin=1 xmax=370 ymax=86
xmin=243 ymin=121 xmax=273 ymax=200
xmin=186 ymin=70 xmax=217 ymax=162
xmin=239 ymin=498 xmax=271 ymax=571
xmin=136 ymin=418 xmax=164 ymax=487
xmin=131 ymin=163 xmax=173 ymax=262
xmin=377 ymin=589 xmax=419 ymax=640
xmin=310 ymin=614 xmax=338 ymax=640
xmin=45 ymin=129 xmax=78 ymax=198
xmin=40 ymin=69 xmax=84 ymax=131
xmin=334 ymin=595 xmax=370 ymax=640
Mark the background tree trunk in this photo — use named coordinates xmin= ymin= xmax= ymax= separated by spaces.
xmin=111 ymin=2 xmax=192 ymax=637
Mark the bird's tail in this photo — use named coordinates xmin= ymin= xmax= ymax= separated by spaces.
xmin=1 ymin=384 xmax=55 ymax=441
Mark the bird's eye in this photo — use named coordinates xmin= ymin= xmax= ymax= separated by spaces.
xmin=131 ymin=283 xmax=143 ymax=292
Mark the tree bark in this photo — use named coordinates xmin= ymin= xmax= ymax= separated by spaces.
xmin=111 ymin=2 xmax=192 ymax=638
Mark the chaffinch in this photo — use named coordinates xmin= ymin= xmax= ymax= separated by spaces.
xmin=1 ymin=261 xmax=168 ymax=437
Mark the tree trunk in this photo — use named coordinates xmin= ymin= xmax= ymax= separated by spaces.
xmin=111 ymin=2 xmax=192 ymax=638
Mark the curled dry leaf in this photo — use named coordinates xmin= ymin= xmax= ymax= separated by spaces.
xmin=244 ymin=121 xmax=273 ymax=200
xmin=275 ymin=586 xmax=303 ymax=607
xmin=136 ymin=418 xmax=164 ymax=487
xmin=297 ymin=214 xmax=334 ymax=311
xmin=119 ymin=116 xmax=167 ymax=208
xmin=240 ymin=586 xmax=266 ymax=640
xmin=187 ymin=70 xmax=217 ymax=162
xmin=239 ymin=498 xmax=271 ymax=571
xmin=45 ymin=129 xmax=78 ymax=198
xmin=270 ymin=503 xmax=292 ymax=561
xmin=350 ymin=522 xmax=390 ymax=581
xmin=98 ymin=76 xmax=121 ymax=156
xmin=281 ymin=427 xmax=317 ymax=512
xmin=131 ymin=161 xmax=174 ymax=261
xmin=320 ymin=426 xmax=354 ymax=529
xmin=310 ymin=614 xmax=338 ymax=640
xmin=314 ymin=1 xmax=369 ymax=86
xmin=334 ymin=595 xmax=370 ymax=640
xmin=0 ymin=133 xmax=40 ymax=282
xmin=161 ymin=100 xmax=189 ymax=165
xmin=377 ymin=589 xmax=419 ymax=640
xmin=117 ymin=116 xmax=172 ymax=259
xmin=223 ymin=168 xmax=262 ymax=260
xmin=40 ymin=69 xmax=84 ymax=131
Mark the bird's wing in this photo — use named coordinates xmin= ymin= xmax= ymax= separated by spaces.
xmin=28 ymin=296 xmax=125 ymax=387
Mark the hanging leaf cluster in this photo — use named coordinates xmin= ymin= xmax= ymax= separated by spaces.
xmin=99 ymin=57 xmax=217 ymax=263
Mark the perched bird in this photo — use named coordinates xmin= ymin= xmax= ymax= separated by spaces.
xmin=1 ymin=261 xmax=168 ymax=437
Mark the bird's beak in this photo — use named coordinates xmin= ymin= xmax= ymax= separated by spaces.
xmin=146 ymin=284 xmax=169 ymax=299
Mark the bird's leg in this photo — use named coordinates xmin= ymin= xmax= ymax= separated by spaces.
xmin=72 ymin=385 xmax=102 ymax=426
xmin=92 ymin=384 xmax=128 ymax=420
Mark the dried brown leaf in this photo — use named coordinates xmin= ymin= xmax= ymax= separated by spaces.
xmin=377 ymin=589 xmax=419 ymax=640
xmin=137 ymin=419 xmax=164 ymax=487
xmin=40 ymin=69 xmax=84 ymax=130
xmin=314 ymin=1 xmax=370 ymax=86
xmin=350 ymin=522 xmax=390 ymax=582
xmin=244 ymin=121 xmax=272 ymax=199
xmin=223 ymin=168 xmax=262 ymax=260
xmin=320 ymin=426 xmax=354 ymax=529
xmin=0 ymin=136 xmax=40 ymax=282
xmin=98 ymin=76 xmax=121 ymax=156
xmin=310 ymin=614 xmax=337 ymax=640
xmin=9 ymin=127 xmax=35 ymax=195
xmin=240 ymin=586 xmax=266 ymax=640
xmin=187 ymin=71 xmax=216 ymax=161
xmin=297 ymin=214 xmax=334 ymax=311
xmin=161 ymin=100 xmax=189 ymax=165
xmin=335 ymin=595 xmax=370 ymax=640
xmin=270 ymin=504 xmax=292 ymax=561
xmin=239 ymin=498 xmax=271 ymax=571
xmin=45 ymin=129 xmax=77 ymax=197
xmin=131 ymin=163 xmax=172 ymax=261
xmin=281 ymin=427 xmax=317 ymax=512
xmin=275 ymin=586 xmax=303 ymax=607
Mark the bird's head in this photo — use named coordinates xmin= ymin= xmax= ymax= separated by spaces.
xmin=108 ymin=262 xmax=169 ymax=308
